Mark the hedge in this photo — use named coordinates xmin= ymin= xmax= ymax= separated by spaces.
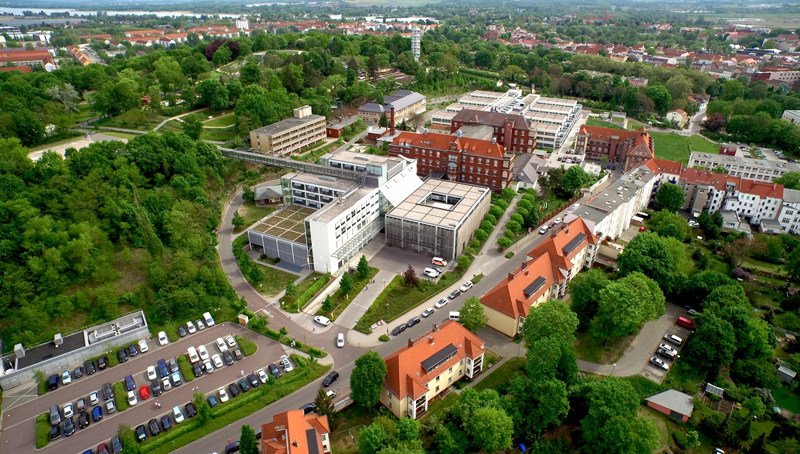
xmin=114 ymin=382 xmax=128 ymax=412
xmin=263 ymin=327 xmax=283 ymax=341
xmin=459 ymin=67 xmax=500 ymax=78
xmin=178 ymin=355 xmax=195 ymax=382
xmin=294 ymin=272 xmax=331 ymax=309
xmin=291 ymin=354 xmax=308 ymax=368
xmin=235 ymin=335 xmax=258 ymax=356
xmin=36 ymin=413 xmax=50 ymax=448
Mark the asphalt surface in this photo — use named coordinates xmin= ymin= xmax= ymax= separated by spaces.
xmin=1 ymin=323 xmax=289 ymax=454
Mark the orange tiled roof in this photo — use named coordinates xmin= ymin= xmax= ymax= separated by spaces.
xmin=261 ymin=410 xmax=329 ymax=454
xmin=740 ymin=179 xmax=784 ymax=199
xmin=653 ymin=159 xmax=682 ymax=175
xmin=384 ymin=320 xmax=485 ymax=400
xmin=392 ymin=131 xmax=509 ymax=158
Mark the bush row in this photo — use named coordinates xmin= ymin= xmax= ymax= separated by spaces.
xmin=294 ymin=273 xmax=332 ymax=310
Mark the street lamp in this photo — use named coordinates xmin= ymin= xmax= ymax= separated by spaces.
xmin=383 ymin=278 xmax=387 ymax=289
xmin=611 ymin=363 xmax=617 ymax=377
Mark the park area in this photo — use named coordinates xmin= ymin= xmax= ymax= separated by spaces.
xmin=650 ymin=131 xmax=720 ymax=164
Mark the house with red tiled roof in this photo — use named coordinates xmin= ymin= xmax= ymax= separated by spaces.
xmin=380 ymin=321 xmax=485 ymax=419
xmin=575 ymin=125 xmax=654 ymax=171
xmin=666 ymin=109 xmax=689 ymax=127
xmin=261 ymin=410 xmax=331 ymax=454
xmin=388 ymin=131 xmax=517 ymax=192
xmin=480 ymin=218 xmax=598 ymax=337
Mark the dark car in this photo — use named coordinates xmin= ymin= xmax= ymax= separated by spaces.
xmin=184 ymin=402 xmax=197 ymax=418
xmin=449 ymin=289 xmax=461 ymax=299
xmin=110 ymin=435 xmax=123 ymax=454
xmin=161 ymin=415 xmax=172 ymax=431
xmin=98 ymin=356 xmax=108 ymax=370
xmin=150 ymin=380 xmax=163 ymax=397
xmin=322 ymin=371 xmax=339 ymax=387
xmin=102 ymin=382 xmax=114 ymax=401
xmin=238 ymin=379 xmax=250 ymax=393
xmin=78 ymin=412 xmax=90 ymax=429
xmin=64 ymin=416 xmax=75 ymax=436
xmin=73 ymin=366 xmax=84 ymax=379
xmin=391 ymin=323 xmax=408 ymax=336
xmin=76 ymin=398 xmax=87 ymax=413
xmin=148 ymin=418 xmax=161 ymax=436
xmin=168 ymin=358 xmax=179 ymax=373
xmin=228 ymin=384 xmax=240 ymax=398
xmin=92 ymin=406 xmax=103 ymax=422
xmin=177 ymin=326 xmax=187 ymax=338
xmin=223 ymin=351 xmax=234 ymax=366
xmin=192 ymin=362 xmax=203 ymax=378
xmin=407 ymin=316 xmax=421 ymax=328
xmin=48 ymin=374 xmax=59 ymax=390
xmin=247 ymin=373 xmax=260 ymax=388
xmin=117 ymin=348 xmax=128 ymax=364
xmin=128 ymin=344 xmax=139 ymax=357
xmin=97 ymin=443 xmax=109 ymax=454
xmin=233 ymin=348 xmax=243 ymax=361
xmin=135 ymin=425 xmax=148 ymax=443
xmin=50 ymin=424 xmax=61 ymax=440
xmin=207 ymin=396 xmax=218 ymax=408
xmin=85 ymin=360 xmax=96 ymax=375
xmin=225 ymin=441 xmax=240 ymax=454
xmin=300 ymin=402 xmax=317 ymax=415
xmin=268 ymin=364 xmax=281 ymax=379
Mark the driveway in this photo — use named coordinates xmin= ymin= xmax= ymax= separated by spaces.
xmin=0 ymin=323 xmax=289 ymax=454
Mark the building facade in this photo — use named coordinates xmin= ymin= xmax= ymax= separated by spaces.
xmin=687 ymin=151 xmax=800 ymax=182
xmin=385 ymin=179 xmax=491 ymax=262
xmin=411 ymin=27 xmax=421 ymax=62
xmin=575 ymin=125 xmax=655 ymax=172
xmin=358 ymin=90 xmax=426 ymax=125
xmin=782 ymin=110 xmax=800 ymax=125
xmin=450 ymin=110 xmax=537 ymax=154
xmin=261 ymin=410 xmax=331 ymax=454
xmin=480 ymin=218 xmax=598 ymax=337
xmin=388 ymin=130 xmax=516 ymax=192
xmin=381 ymin=321 xmax=485 ymax=419
xmin=250 ymin=106 xmax=326 ymax=156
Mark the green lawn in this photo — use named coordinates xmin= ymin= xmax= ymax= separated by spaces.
xmin=258 ymin=265 xmax=298 ymax=297
xmin=771 ymin=383 xmax=800 ymax=413
xmin=200 ymin=127 xmax=237 ymax=142
xmin=650 ymin=131 xmax=720 ymax=164
xmin=586 ymin=118 xmax=626 ymax=130
xmin=159 ymin=119 xmax=184 ymax=133
xmin=354 ymin=267 xmax=468 ymax=333
xmin=280 ymin=273 xmax=327 ymax=310
xmin=73 ymin=103 xmax=96 ymax=123
xmin=95 ymin=109 xmax=169 ymax=131
xmin=473 ymin=357 xmax=525 ymax=392
xmin=36 ymin=413 xmax=50 ymax=448
xmin=661 ymin=358 xmax=703 ymax=393
xmin=318 ymin=267 xmax=380 ymax=321
xmin=291 ymin=140 xmax=341 ymax=163
xmin=114 ymin=382 xmax=128 ymax=412
xmin=330 ymin=405 xmax=374 ymax=454
xmin=203 ymin=114 xmax=237 ymax=127
xmin=233 ymin=202 xmax=277 ymax=233
xmin=30 ymin=136 xmax=84 ymax=151
xmin=235 ymin=335 xmax=258 ymax=356
xmin=422 ymin=392 xmax=459 ymax=421
xmin=743 ymin=258 xmax=786 ymax=276
xmin=177 ymin=355 xmax=195 ymax=383
xmin=101 ymin=131 xmax=139 ymax=140
xmin=638 ymin=406 xmax=674 ymax=452
xmin=141 ymin=361 xmax=329 ymax=454
xmin=574 ymin=331 xmax=635 ymax=364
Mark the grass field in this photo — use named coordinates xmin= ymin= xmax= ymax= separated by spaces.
xmin=743 ymin=258 xmax=786 ymax=276
xmin=200 ymin=127 xmax=237 ymax=142
xmin=650 ymin=131 xmax=720 ymax=164
xmin=96 ymin=109 xmax=168 ymax=131
xmin=319 ymin=267 xmax=380 ymax=321
xmin=102 ymin=131 xmax=139 ymax=140
xmin=234 ymin=202 xmax=278 ymax=233
xmin=203 ymin=114 xmax=236 ymax=127
xmin=259 ymin=264 xmax=298 ymax=297
xmin=638 ymin=406 xmax=674 ymax=452
xmin=586 ymin=118 xmax=626 ymax=130
xmin=73 ymin=103 xmax=96 ymax=123
xmin=473 ymin=357 xmax=525 ymax=393
xmin=771 ymin=383 xmax=800 ymax=414
xmin=574 ymin=331 xmax=635 ymax=364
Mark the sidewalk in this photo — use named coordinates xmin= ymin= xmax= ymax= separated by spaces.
xmin=336 ymin=269 xmax=395 ymax=330
xmin=473 ymin=193 xmax=521 ymax=276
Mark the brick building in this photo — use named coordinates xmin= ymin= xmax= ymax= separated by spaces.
xmin=388 ymin=130 xmax=516 ymax=192
xmin=450 ymin=110 xmax=537 ymax=154
xmin=575 ymin=125 xmax=654 ymax=171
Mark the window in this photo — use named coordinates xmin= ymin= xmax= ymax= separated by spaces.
xmin=436 ymin=376 xmax=440 ymax=382
xmin=459 ymin=369 xmax=463 ymax=374
xmin=470 ymin=157 xmax=474 ymax=163
xmin=448 ymin=377 xmax=453 ymax=383
xmin=449 ymin=367 xmax=453 ymax=373
xmin=388 ymin=391 xmax=393 ymax=399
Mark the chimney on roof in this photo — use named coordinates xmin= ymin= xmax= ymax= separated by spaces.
xmin=390 ymin=104 xmax=396 ymax=136
xmin=433 ymin=323 xmax=438 ymax=332
xmin=293 ymin=439 xmax=299 ymax=447
xmin=408 ymin=338 xmax=414 ymax=348
xmin=430 ymin=336 xmax=435 ymax=345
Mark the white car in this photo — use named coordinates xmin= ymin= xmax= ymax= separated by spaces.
xmin=659 ymin=343 xmax=675 ymax=353
xmin=539 ymin=226 xmax=548 ymax=234
xmin=431 ymin=257 xmax=448 ymax=266
xmin=63 ymin=403 xmax=74 ymax=418
xmin=147 ymin=366 xmax=157 ymax=381
xmin=225 ymin=335 xmax=236 ymax=348
xmin=172 ymin=406 xmax=184 ymax=423
xmin=434 ymin=298 xmax=448 ymax=309
xmin=127 ymin=390 xmax=138 ymax=407
xmin=198 ymin=345 xmax=210 ymax=362
xmin=62 ymin=370 xmax=72 ymax=385
xmin=688 ymin=308 xmax=699 ymax=316
xmin=203 ymin=359 xmax=214 ymax=374
xmin=162 ymin=376 xmax=172 ymax=391
xmin=314 ymin=315 xmax=331 ymax=326
xmin=196 ymin=320 xmax=206 ymax=331
xmin=337 ymin=333 xmax=345 ymax=348
xmin=280 ymin=355 xmax=293 ymax=372
xmin=138 ymin=339 xmax=149 ymax=353
xmin=326 ymin=388 xmax=336 ymax=399
xmin=158 ymin=331 xmax=169 ymax=346
xmin=257 ymin=369 xmax=268 ymax=384
xmin=186 ymin=321 xmax=196 ymax=334
xmin=422 ymin=307 xmax=435 ymax=317
xmin=423 ymin=268 xmax=440 ymax=278
xmin=459 ymin=281 xmax=473 ymax=292
xmin=218 ymin=387 xmax=229 ymax=403
xmin=215 ymin=337 xmax=228 ymax=353
xmin=650 ymin=357 xmax=670 ymax=371
xmin=212 ymin=354 xmax=223 ymax=369
xmin=89 ymin=391 xmax=100 ymax=406
xmin=554 ymin=217 xmax=563 ymax=224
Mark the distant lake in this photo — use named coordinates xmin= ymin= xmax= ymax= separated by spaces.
xmin=0 ymin=7 xmax=239 ymax=18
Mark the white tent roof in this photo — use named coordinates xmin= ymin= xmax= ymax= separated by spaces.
xmin=380 ymin=167 xmax=423 ymax=207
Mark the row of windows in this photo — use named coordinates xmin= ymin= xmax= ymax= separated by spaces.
xmin=460 ymin=175 xmax=499 ymax=186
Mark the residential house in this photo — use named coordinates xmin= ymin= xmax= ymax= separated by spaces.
xmin=575 ymin=125 xmax=654 ymax=172
xmin=261 ymin=410 xmax=331 ymax=454
xmin=666 ymin=109 xmax=689 ymax=127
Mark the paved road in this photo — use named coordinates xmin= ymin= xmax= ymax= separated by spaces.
xmin=1 ymin=323 xmax=288 ymax=454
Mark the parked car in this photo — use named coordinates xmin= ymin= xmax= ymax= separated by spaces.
xmin=300 ymin=403 xmax=317 ymax=415
xmin=448 ymin=289 xmax=461 ymax=299
xmin=219 ymin=387 xmax=229 ymax=403
xmin=186 ymin=321 xmax=196 ymax=334
xmin=128 ymin=343 xmax=139 ymax=357
xmin=314 ymin=315 xmax=331 ymax=326
xmin=233 ymin=348 xmax=243 ymax=361
xmin=459 ymin=281 xmax=473 ymax=292
xmin=73 ymin=366 xmax=84 ymax=379
xmin=223 ymin=351 xmax=234 ymax=366
xmin=148 ymin=418 xmax=161 ymax=436
xmin=177 ymin=326 xmax=187 ymax=338
xmin=162 ymin=376 xmax=172 ymax=391
xmin=554 ymin=217 xmax=563 ymax=225
xmin=89 ymin=391 xmax=100 ymax=406
xmin=539 ymin=226 xmax=548 ymax=234
xmin=422 ymin=307 xmax=435 ymax=317
xmin=212 ymin=354 xmax=224 ymax=369
xmin=117 ymin=348 xmax=128 ymax=364
xmin=110 ymin=436 xmax=123 ymax=454
xmin=657 ymin=348 xmax=677 ymax=360
xmin=150 ymin=380 xmax=163 ymax=397
xmin=216 ymin=337 xmax=228 ymax=353
xmin=63 ymin=402 xmax=74 ymax=418
xmin=228 ymin=384 xmax=240 ymax=398
xmin=423 ymin=267 xmax=440 ymax=278
xmin=50 ymin=424 xmax=61 ymax=441
xmin=158 ymin=359 xmax=169 ymax=378
xmin=76 ymin=398 xmax=87 ymax=413
xmin=664 ymin=334 xmax=683 ymax=346
xmin=184 ymin=402 xmax=197 ymax=418
xmin=105 ymin=399 xmax=116 ymax=414
xmin=92 ymin=406 xmax=103 ymax=422
xmin=391 ymin=323 xmax=408 ymax=336
xmin=238 ymin=379 xmax=250 ymax=393
xmin=171 ymin=371 xmax=182 ymax=387
xmin=432 ymin=257 xmax=447 ymax=266
xmin=160 ymin=415 xmax=172 ymax=431
xmin=138 ymin=339 xmax=149 ymax=353
xmin=198 ymin=345 xmax=210 ymax=362
xmin=677 ymin=317 xmax=696 ymax=329
xmin=268 ymin=364 xmax=282 ymax=379
xmin=78 ymin=411 xmax=90 ymax=429
xmin=173 ymin=406 xmax=185 ymax=423
xmin=337 ymin=333 xmax=345 ymax=348
xmin=407 ymin=316 xmax=421 ymax=328
xmin=322 ymin=371 xmax=339 ymax=387
xmin=147 ymin=366 xmax=157 ymax=381
xmin=207 ymin=395 xmax=218 ymax=408
xmin=140 ymin=385 xmax=150 ymax=400
xmin=97 ymin=443 xmax=109 ymax=454
xmin=257 ymin=369 xmax=269 ymax=384
xmin=435 ymin=298 xmax=448 ymax=308
xmin=158 ymin=331 xmax=169 ymax=346
xmin=225 ymin=335 xmax=236 ymax=348
xmin=168 ymin=358 xmax=179 ymax=373
xmin=127 ymin=390 xmax=138 ymax=407
xmin=85 ymin=360 xmax=96 ymax=376
xmin=687 ymin=308 xmax=699 ymax=316
xmin=124 ymin=374 xmax=136 ymax=391
xmin=48 ymin=374 xmax=59 ymax=390
xmin=280 ymin=355 xmax=293 ymax=372
xmin=135 ymin=425 xmax=148 ymax=443
xmin=650 ymin=357 xmax=670 ymax=371
xmin=102 ymin=383 xmax=114 ymax=401
xmin=203 ymin=359 xmax=214 ymax=374
xmin=196 ymin=320 xmax=206 ymax=331
xmin=248 ymin=373 xmax=260 ymax=388
xmin=62 ymin=370 xmax=72 ymax=385
xmin=64 ymin=416 xmax=76 ymax=437
xmin=98 ymin=356 xmax=108 ymax=370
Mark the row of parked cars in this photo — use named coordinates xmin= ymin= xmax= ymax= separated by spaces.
xmin=391 ymin=280 xmax=474 ymax=336
xmin=648 ymin=315 xmax=694 ymax=372
xmin=186 ymin=335 xmax=241 ymax=378
xmin=134 ymin=402 xmax=197 ymax=443
xmin=176 ymin=312 xmax=216 ymax=338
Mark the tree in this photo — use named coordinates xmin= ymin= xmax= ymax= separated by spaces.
xmin=655 ymin=183 xmax=685 ymax=212
xmin=350 ymin=351 xmax=387 ymax=410
xmin=182 ymin=113 xmax=203 ymax=141
xmin=460 ymin=296 xmax=488 ymax=332
xmin=232 ymin=211 xmax=245 ymax=229
xmin=181 ymin=53 xmax=210 ymax=81
xmin=646 ymin=85 xmax=672 ymax=116
xmin=507 ymin=376 xmax=569 ymax=437
xmin=45 ymin=83 xmax=80 ymax=113
xmin=196 ymin=79 xmax=229 ymax=110
xmin=523 ymin=208 xmax=540 ymax=229
xmin=314 ymin=386 xmax=335 ymax=418
xmin=339 ymin=272 xmax=353 ymax=295
xmin=379 ymin=113 xmax=388 ymax=128
xmin=403 ymin=264 xmax=419 ymax=287
xmin=698 ymin=209 xmax=723 ymax=240
xmin=240 ymin=424 xmax=259 ymax=454
xmin=465 ymin=407 xmax=514 ymax=453
xmin=153 ymin=56 xmax=187 ymax=94
xmin=321 ymin=295 xmax=334 ymax=312
xmin=11 ymin=110 xmax=44 ymax=147
xmin=683 ymin=313 xmax=736 ymax=374
xmin=568 ymin=268 xmax=609 ymax=331
xmin=774 ymin=171 xmax=800 ymax=190
xmin=357 ymin=255 xmax=370 ymax=279
xmin=497 ymin=237 xmax=512 ymax=249
xmin=240 ymin=61 xmax=263 ymax=85
xmin=194 ymin=391 xmax=212 ymax=424
xmin=522 ymin=299 xmax=579 ymax=383
xmin=357 ymin=423 xmax=388 ymax=454
xmin=743 ymin=396 xmax=767 ymax=419
xmin=285 ymin=281 xmax=297 ymax=298
xmin=592 ymin=272 xmax=666 ymax=339
xmin=746 ymin=433 xmax=768 ymax=454
xmin=506 ymin=220 xmax=521 ymax=233
xmin=617 ymin=233 xmax=675 ymax=291
xmin=650 ymin=209 xmax=690 ymax=241
xmin=474 ymin=229 xmax=488 ymax=241
xmin=562 ymin=165 xmax=590 ymax=197
xmin=213 ymin=45 xmax=233 ymax=66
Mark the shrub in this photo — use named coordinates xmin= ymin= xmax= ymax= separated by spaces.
xmin=469 ymin=238 xmax=480 ymax=248
xmin=309 ymin=347 xmax=323 ymax=357
xmin=114 ymin=382 xmax=128 ymax=411
xmin=498 ymin=237 xmax=512 ymax=249
xmin=480 ymin=221 xmax=493 ymax=232
xmin=36 ymin=413 xmax=50 ymax=448
xmin=489 ymin=206 xmax=503 ymax=218
xmin=294 ymin=273 xmax=331 ymax=309
xmin=495 ymin=199 xmax=509 ymax=211
xmin=178 ymin=355 xmax=195 ymax=382
xmin=510 ymin=213 xmax=524 ymax=224
xmin=293 ymin=355 xmax=308 ymax=367
xmin=457 ymin=255 xmax=473 ymax=270
xmin=673 ymin=430 xmax=688 ymax=449
xmin=236 ymin=335 xmax=258 ymax=356
xmin=263 ymin=327 xmax=282 ymax=340
xmin=505 ymin=252 xmax=514 ymax=259
xmin=504 ymin=230 xmax=515 ymax=239
xmin=379 ymin=334 xmax=390 ymax=342
xmin=474 ymin=229 xmax=488 ymax=241
xmin=485 ymin=214 xmax=497 ymax=225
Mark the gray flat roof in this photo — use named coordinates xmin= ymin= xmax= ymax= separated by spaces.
xmin=326 ymin=116 xmax=359 ymax=130
xmin=386 ymin=179 xmax=488 ymax=229
xmin=292 ymin=172 xmax=359 ymax=192
xmin=310 ymin=187 xmax=375 ymax=223
xmin=359 ymin=90 xmax=425 ymax=114
xmin=646 ymin=389 xmax=694 ymax=416
xmin=251 ymin=114 xmax=325 ymax=136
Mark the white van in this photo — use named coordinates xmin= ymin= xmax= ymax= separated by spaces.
xmin=449 ymin=311 xmax=460 ymax=321
xmin=187 ymin=346 xmax=200 ymax=363
xmin=203 ymin=312 xmax=215 ymax=327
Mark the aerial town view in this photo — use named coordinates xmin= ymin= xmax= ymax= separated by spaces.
xmin=3 ymin=0 xmax=800 ymax=453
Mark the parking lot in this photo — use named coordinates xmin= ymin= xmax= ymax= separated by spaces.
xmin=639 ymin=308 xmax=695 ymax=384
xmin=0 ymin=323 xmax=290 ymax=454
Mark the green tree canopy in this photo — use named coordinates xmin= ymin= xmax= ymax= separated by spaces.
xmin=655 ymin=183 xmax=685 ymax=212
xmin=591 ymin=272 xmax=666 ymax=339
xmin=617 ymin=233 xmax=676 ymax=291
xmin=568 ymin=268 xmax=610 ymax=331
xmin=459 ymin=296 xmax=488 ymax=332
xmin=350 ymin=351 xmax=387 ymax=410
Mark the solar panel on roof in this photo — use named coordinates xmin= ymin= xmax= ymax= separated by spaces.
xmin=523 ymin=276 xmax=546 ymax=298
xmin=562 ymin=233 xmax=587 ymax=256
xmin=421 ymin=344 xmax=459 ymax=373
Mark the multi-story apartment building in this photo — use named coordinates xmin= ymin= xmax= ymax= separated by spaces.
xmin=777 ymin=189 xmax=800 ymax=234
xmin=687 ymin=152 xmax=800 ymax=182
xmin=381 ymin=321 xmax=485 ymax=419
xmin=358 ymin=90 xmax=426 ymax=125
xmin=387 ymin=130 xmax=516 ymax=192
xmin=450 ymin=110 xmax=537 ymax=154
xmin=249 ymin=106 xmax=326 ymax=156
xmin=575 ymin=125 xmax=655 ymax=172
xmin=261 ymin=410 xmax=331 ymax=454
xmin=480 ymin=218 xmax=598 ymax=337
xmin=0 ymin=49 xmax=56 ymax=70
xmin=782 ymin=110 xmax=800 ymax=125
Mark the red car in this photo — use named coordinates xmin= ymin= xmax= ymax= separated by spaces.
xmin=639 ymin=226 xmax=646 ymax=232
xmin=139 ymin=385 xmax=150 ymax=400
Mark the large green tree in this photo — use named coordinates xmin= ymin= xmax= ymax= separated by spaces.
xmin=568 ymin=268 xmax=609 ymax=331
xmin=465 ymin=407 xmax=514 ymax=453
xmin=240 ymin=424 xmax=259 ymax=454
xmin=522 ymin=299 xmax=579 ymax=384
xmin=459 ymin=296 xmax=488 ymax=332
xmin=591 ymin=272 xmax=665 ymax=339
xmin=182 ymin=113 xmax=203 ymax=141
xmin=350 ymin=351 xmax=387 ymax=410
xmin=650 ymin=209 xmax=690 ymax=241
xmin=655 ymin=183 xmax=685 ymax=212
xmin=617 ymin=233 xmax=676 ymax=291
xmin=682 ymin=313 xmax=736 ymax=374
